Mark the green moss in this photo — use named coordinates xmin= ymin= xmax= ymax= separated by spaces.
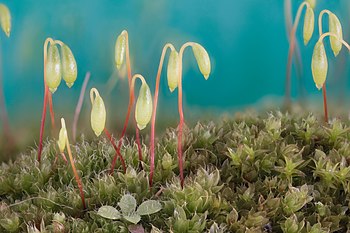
xmin=1 ymin=112 xmax=350 ymax=232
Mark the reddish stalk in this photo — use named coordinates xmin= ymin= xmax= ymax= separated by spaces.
xmin=104 ymin=128 xmax=126 ymax=173
xmin=285 ymin=2 xmax=309 ymax=106
xmin=322 ymin=84 xmax=328 ymax=123
xmin=48 ymin=92 xmax=55 ymax=134
xmin=149 ymin=43 xmax=175 ymax=187
xmin=66 ymin=132 xmax=86 ymax=210
xmin=177 ymin=42 xmax=196 ymax=188
xmin=37 ymin=38 xmax=56 ymax=162
xmin=72 ymin=71 xmax=91 ymax=142
xmin=111 ymin=32 xmax=142 ymax=174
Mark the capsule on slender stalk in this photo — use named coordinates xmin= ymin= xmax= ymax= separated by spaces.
xmin=61 ymin=44 xmax=77 ymax=88
xmin=135 ymin=82 xmax=152 ymax=130
xmin=192 ymin=43 xmax=211 ymax=79
xmin=115 ymin=31 xmax=127 ymax=70
xmin=57 ymin=118 xmax=67 ymax=153
xmin=90 ymin=88 xmax=106 ymax=136
xmin=46 ymin=43 xmax=62 ymax=93
xmin=329 ymin=13 xmax=343 ymax=56
xmin=0 ymin=4 xmax=11 ymax=37
xmin=311 ymin=41 xmax=328 ymax=90
xmin=167 ymin=50 xmax=180 ymax=92
xmin=303 ymin=6 xmax=314 ymax=45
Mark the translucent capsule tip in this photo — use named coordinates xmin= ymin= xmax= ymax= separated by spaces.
xmin=49 ymin=87 xmax=57 ymax=94
xmin=66 ymin=82 xmax=74 ymax=88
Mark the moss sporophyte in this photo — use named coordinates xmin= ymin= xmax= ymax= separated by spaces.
xmin=37 ymin=38 xmax=77 ymax=162
xmin=0 ymin=4 xmax=13 ymax=147
xmin=285 ymin=0 xmax=314 ymax=106
xmin=149 ymin=42 xmax=211 ymax=188
xmin=311 ymin=10 xmax=344 ymax=123
xmin=90 ymin=87 xmax=126 ymax=172
xmin=109 ymin=30 xmax=144 ymax=174
xmin=57 ymin=118 xmax=86 ymax=210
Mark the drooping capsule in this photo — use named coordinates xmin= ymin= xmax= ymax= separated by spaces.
xmin=61 ymin=44 xmax=77 ymax=88
xmin=329 ymin=13 xmax=343 ymax=57
xmin=115 ymin=30 xmax=127 ymax=70
xmin=57 ymin=118 xmax=67 ymax=153
xmin=192 ymin=43 xmax=211 ymax=79
xmin=46 ymin=43 xmax=62 ymax=93
xmin=311 ymin=41 xmax=328 ymax=90
xmin=303 ymin=6 xmax=314 ymax=45
xmin=306 ymin=0 xmax=316 ymax=9
xmin=135 ymin=82 xmax=152 ymax=130
xmin=167 ymin=49 xmax=180 ymax=92
xmin=90 ymin=88 xmax=106 ymax=137
xmin=0 ymin=4 xmax=11 ymax=37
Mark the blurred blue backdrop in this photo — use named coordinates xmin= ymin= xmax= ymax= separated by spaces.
xmin=1 ymin=0 xmax=350 ymax=130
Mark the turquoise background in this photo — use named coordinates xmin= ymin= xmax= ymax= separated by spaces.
xmin=1 ymin=0 xmax=349 ymax=127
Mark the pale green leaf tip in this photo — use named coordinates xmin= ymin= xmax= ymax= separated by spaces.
xmin=49 ymin=88 xmax=57 ymax=94
xmin=66 ymin=82 xmax=74 ymax=88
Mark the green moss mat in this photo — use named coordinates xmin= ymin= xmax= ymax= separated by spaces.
xmin=1 ymin=112 xmax=350 ymax=232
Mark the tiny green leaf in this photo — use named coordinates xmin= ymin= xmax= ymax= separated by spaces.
xmin=123 ymin=213 xmax=141 ymax=224
xmin=90 ymin=88 xmax=106 ymax=137
xmin=57 ymin=118 xmax=67 ymax=153
xmin=61 ymin=44 xmax=77 ymax=88
xmin=0 ymin=4 xmax=11 ymax=37
xmin=329 ymin=13 xmax=343 ymax=57
xmin=135 ymin=82 xmax=153 ymax=130
xmin=115 ymin=30 xmax=127 ymax=70
xmin=311 ymin=41 xmax=327 ymax=90
xmin=118 ymin=194 xmax=137 ymax=214
xmin=97 ymin=205 xmax=121 ymax=220
xmin=303 ymin=6 xmax=314 ymax=45
xmin=46 ymin=43 xmax=62 ymax=93
xmin=136 ymin=200 xmax=162 ymax=215
xmin=167 ymin=49 xmax=180 ymax=92
xmin=192 ymin=43 xmax=211 ymax=79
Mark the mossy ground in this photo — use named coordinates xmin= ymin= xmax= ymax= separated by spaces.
xmin=1 ymin=112 xmax=350 ymax=232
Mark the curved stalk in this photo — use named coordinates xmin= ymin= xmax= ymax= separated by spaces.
xmin=177 ymin=42 xmax=196 ymax=188
xmin=149 ymin=43 xmax=175 ymax=187
xmin=318 ymin=10 xmax=332 ymax=36
xmin=110 ymin=74 xmax=146 ymax=174
xmin=72 ymin=71 xmax=91 ymax=142
xmin=38 ymin=37 xmax=55 ymax=162
xmin=285 ymin=1 xmax=310 ymax=106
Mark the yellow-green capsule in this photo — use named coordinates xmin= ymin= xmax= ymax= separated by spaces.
xmin=46 ymin=43 xmax=62 ymax=93
xmin=306 ymin=0 xmax=316 ymax=9
xmin=192 ymin=43 xmax=211 ymax=79
xmin=311 ymin=41 xmax=328 ymax=90
xmin=167 ymin=50 xmax=179 ymax=92
xmin=329 ymin=13 xmax=343 ymax=57
xmin=61 ymin=44 xmax=77 ymax=88
xmin=115 ymin=30 xmax=127 ymax=70
xmin=0 ymin=4 xmax=11 ymax=37
xmin=90 ymin=88 xmax=106 ymax=137
xmin=57 ymin=118 xmax=67 ymax=153
xmin=135 ymin=82 xmax=152 ymax=130
xmin=303 ymin=6 xmax=314 ymax=45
